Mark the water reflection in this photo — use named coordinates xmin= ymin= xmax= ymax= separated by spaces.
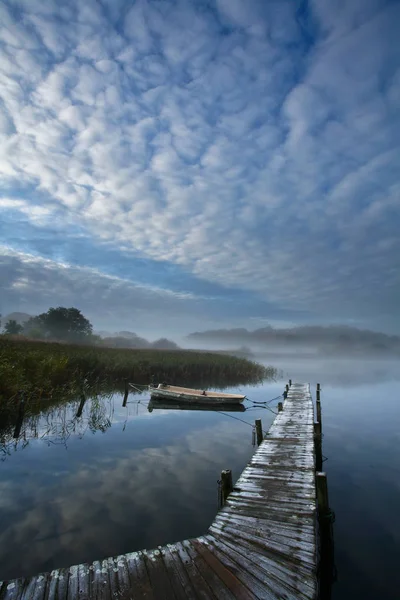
xmin=1 ymin=360 xmax=399 ymax=599
xmin=0 ymin=381 xmax=280 ymax=581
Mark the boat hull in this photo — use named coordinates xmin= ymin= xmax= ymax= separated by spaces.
xmin=149 ymin=385 xmax=245 ymax=404
xmin=148 ymin=399 xmax=246 ymax=412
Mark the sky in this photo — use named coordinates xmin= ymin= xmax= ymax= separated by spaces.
xmin=0 ymin=0 xmax=399 ymax=338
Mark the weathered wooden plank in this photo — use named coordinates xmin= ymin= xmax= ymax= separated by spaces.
xmin=204 ymin=535 xmax=314 ymax=600
xmin=213 ymin=513 xmax=316 ymax=546
xmin=125 ymin=552 xmax=154 ymax=599
xmin=112 ymin=555 xmax=132 ymax=600
xmin=214 ymin=510 xmax=316 ymax=535
xmin=158 ymin=545 xmax=196 ymax=600
xmin=211 ymin=529 xmax=317 ymax=592
xmin=143 ymin=548 xmax=178 ymax=599
xmin=211 ymin=521 xmax=316 ymax=566
xmin=172 ymin=541 xmax=218 ymax=600
xmin=191 ymin=539 xmax=257 ymax=600
xmin=182 ymin=539 xmax=237 ymax=600
xmin=198 ymin=536 xmax=276 ymax=599
xmin=46 ymin=567 xmax=69 ymax=600
xmin=0 ymin=579 xmax=25 ymax=600
xmin=76 ymin=564 xmax=90 ymax=599
xmin=90 ymin=561 xmax=110 ymax=600
xmin=67 ymin=566 xmax=79 ymax=600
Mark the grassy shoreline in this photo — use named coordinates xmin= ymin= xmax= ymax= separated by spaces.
xmin=0 ymin=337 xmax=274 ymax=404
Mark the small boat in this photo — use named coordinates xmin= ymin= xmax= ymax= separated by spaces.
xmin=149 ymin=384 xmax=245 ymax=404
xmin=148 ymin=399 xmax=246 ymax=413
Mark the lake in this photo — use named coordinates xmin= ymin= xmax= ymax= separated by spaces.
xmin=1 ymin=357 xmax=399 ymax=599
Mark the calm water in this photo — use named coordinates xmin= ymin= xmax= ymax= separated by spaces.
xmin=1 ymin=358 xmax=399 ymax=599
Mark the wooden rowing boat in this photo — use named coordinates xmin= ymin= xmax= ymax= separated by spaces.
xmin=149 ymin=384 xmax=245 ymax=404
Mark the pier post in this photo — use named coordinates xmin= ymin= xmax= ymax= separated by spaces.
xmin=283 ymin=390 xmax=287 ymax=399
xmin=314 ymin=422 xmax=322 ymax=472
xmin=285 ymin=384 xmax=289 ymax=393
xmin=316 ymin=472 xmax=335 ymax=598
xmin=278 ymin=402 xmax=283 ymax=412
xmin=123 ymin=379 xmax=129 ymax=407
xmin=255 ymin=419 xmax=263 ymax=446
xmin=221 ymin=469 xmax=233 ymax=504
xmin=13 ymin=391 xmax=25 ymax=439
xmin=289 ymin=379 xmax=292 ymax=387
xmin=76 ymin=392 xmax=86 ymax=418
xmin=316 ymin=472 xmax=329 ymax=514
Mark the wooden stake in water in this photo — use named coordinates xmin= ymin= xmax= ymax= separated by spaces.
xmin=316 ymin=472 xmax=329 ymax=516
xmin=13 ymin=391 xmax=25 ymax=439
xmin=278 ymin=402 xmax=283 ymax=412
xmin=220 ymin=470 xmax=233 ymax=504
xmin=123 ymin=378 xmax=129 ymax=407
xmin=314 ymin=422 xmax=322 ymax=471
xmin=76 ymin=392 xmax=86 ymax=418
xmin=289 ymin=379 xmax=292 ymax=386
xmin=255 ymin=419 xmax=263 ymax=446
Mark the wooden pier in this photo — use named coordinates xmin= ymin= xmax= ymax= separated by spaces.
xmin=0 ymin=383 xmax=321 ymax=599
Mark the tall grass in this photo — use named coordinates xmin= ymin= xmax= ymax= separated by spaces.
xmin=0 ymin=337 xmax=274 ymax=406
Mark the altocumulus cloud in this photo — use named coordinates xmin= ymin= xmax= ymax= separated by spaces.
xmin=0 ymin=0 xmax=399 ymax=333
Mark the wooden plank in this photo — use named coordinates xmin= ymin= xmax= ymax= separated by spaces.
xmin=142 ymin=549 xmax=178 ymax=600
xmin=90 ymin=561 xmax=110 ymax=600
xmin=0 ymin=579 xmax=25 ymax=600
xmin=45 ymin=567 xmax=69 ymax=600
xmin=172 ymin=541 xmax=218 ymax=600
xmin=67 ymin=566 xmax=79 ymax=600
xmin=112 ymin=555 xmax=132 ymax=599
xmin=197 ymin=536 xmax=276 ymax=599
xmin=190 ymin=539 xmax=257 ymax=600
xmin=182 ymin=540 xmax=236 ymax=600
xmin=158 ymin=545 xmax=197 ymax=600
xmin=77 ymin=564 xmax=90 ymax=599
xmin=125 ymin=552 xmax=154 ymax=599
xmin=212 ymin=530 xmax=316 ymax=593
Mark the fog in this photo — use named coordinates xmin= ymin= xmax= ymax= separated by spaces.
xmin=184 ymin=325 xmax=400 ymax=360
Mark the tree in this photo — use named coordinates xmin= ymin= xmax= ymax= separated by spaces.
xmin=152 ymin=338 xmax=179 ymax=350
xmin=26 ymin=307 xmax=93 ymax=342
xmin=4 ymin=319 xmax=23 ymax=335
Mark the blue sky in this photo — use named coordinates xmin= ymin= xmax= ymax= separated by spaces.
xmin=0 ymin=0 xmax=399 ymax=338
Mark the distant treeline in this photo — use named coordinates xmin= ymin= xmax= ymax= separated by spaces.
xmin=186 ymin=325 xmax=400 ymax=357
xmin=1 ymin=309 xmax=180 ymax=350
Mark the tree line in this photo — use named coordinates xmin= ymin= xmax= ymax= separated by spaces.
xmin=1 ymin=307 xmax=180 ymax=350
xmin=1 ymin=307 xmax=93 ymax=342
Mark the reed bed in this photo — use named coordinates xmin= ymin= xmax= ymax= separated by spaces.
xmin=0 ymin=337 xmax=274 ymax=406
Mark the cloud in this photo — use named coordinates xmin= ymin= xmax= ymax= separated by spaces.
xmin=0 ymin=0 xmax=399 ymax=332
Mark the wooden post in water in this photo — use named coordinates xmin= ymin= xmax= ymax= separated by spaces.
xmin=316 ymin=472 xmax=329 ymax=514
xmin=283 ymin=390 xmax=287 ymax=399
xmin=316 ymin=471 xmax=335 ymax=599
xmin=285 ymin=384 xmax=289 ymax=393
xmin=278 ymin=402 xmax=283 ymax=412
xmin=314 ymin=422 xmax=323 ymax=471
xmin=221 ymin=469 xmax=233 ymax=504
xmin=316 ymin=393 xmax=322 ymax=428
xmin=255 ymin=419 xmax=263 ymax=446
xmin=123 ymin=378 xmax=129 ymax=407
xmin=13 ymin=392 xmax=25 ymax=439
xmin=76 ymin=392 xmax=86 ymax=418
xmin=314 ymin=384 xmax=322 ymax=470
xmin=289 ymin=379 xmax=292 ymax=387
